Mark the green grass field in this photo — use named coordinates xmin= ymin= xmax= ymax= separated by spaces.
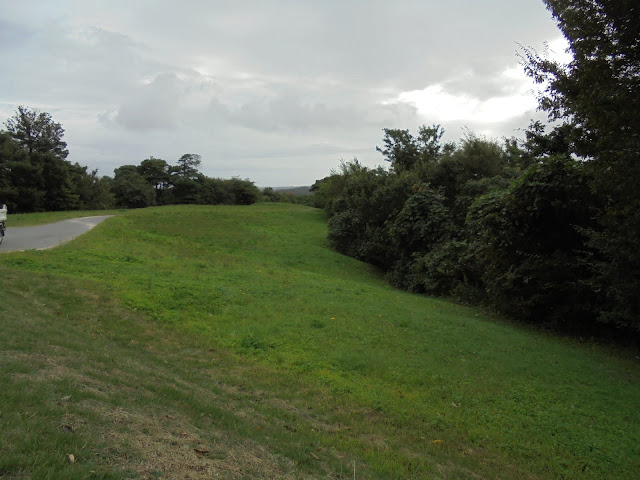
xmin=1 ymin=204 xmax=638 ymax=479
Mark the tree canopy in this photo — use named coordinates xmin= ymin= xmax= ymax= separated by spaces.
xmin=5 ymin=106 xmax=69 ymax=159
xmin=0 ymin=107 xmax=261 ymax=212
xmin=522 ymin=0 xmax=640 ymax=333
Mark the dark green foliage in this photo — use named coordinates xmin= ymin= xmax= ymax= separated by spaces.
xmin=138 ymin=157 xmax=170 ymax=205
xmin=389 ymin=184 xmax=451 ymax=257
xmin=170 ymin=174 xmax=204 ymax=205
xmin=174 ymin=153 xmax=202 ymax=179
xmin=5 ymin=105 xmax=69 ymax=159
xmin=322 ymin=119 xmax=638 ymax=341
xmin=385 ymin=184 xmax=452 ymax=289
xmin=1 ymin=106 xmax=261 ymax=211
xmin=521 ymin=0 xmax=640 ymax=335
xmin=412 ymin=239 xmax=480 ymax=297
xmin=377 ymin=124 xmax=454 ymax=173
xmin=69 ymin=166 xmax=115 ymax=210
xmin=227 ymin=178 xmax=260 ymax=205
xmin=327 ymin=162 xmax=411 ymax=267
xmin=1 ymin=107 xmax=94 ymax=213
xmin=585 ymin=201 xmax=640 ymax=332
xmin=261 ymin=187 xmax=282 ymax=202
xmin=40 ymin=152 xmax=80 ymax=210
xmin=130 ymin=154 xmax=259 ymax=207
xmin=424 ymin=134 xmax=517 ymax=224
xmin=309 ymin=164 xmax=360 ymax=215
xmin=293 ymin=194 xmax=316 ymax=207
xmin=260 ymin=187 xmax=296 ymax=203
xmin=4 ymin=160 xmax=44 ymax=213
xmin=1 ymin=107 xmax=118 ymax=212
xmin=325 ymin=131 xmax=512 ymax=297
xmin=274 ymin=186 xmax=312 ymax=196
xmin=112 ymin=165 xmax=156 ymax=209
xmin=522 ymin=0 xmax=640 ymax=163
xmin=467 ymin=156 xmax=599 ymax=329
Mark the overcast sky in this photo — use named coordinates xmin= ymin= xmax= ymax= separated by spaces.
xmin=0 ymin=1 xmax=567 ymax=187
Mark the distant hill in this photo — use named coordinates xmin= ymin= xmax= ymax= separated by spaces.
xmin=272 ymin=186 xmax=313 ymax=196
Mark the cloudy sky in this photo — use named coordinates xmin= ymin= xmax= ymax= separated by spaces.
xmin=0 ymin=1 xmax=568 ymax=187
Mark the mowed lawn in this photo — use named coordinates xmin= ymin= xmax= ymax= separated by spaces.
xmin=1 ymin=203 xmax=638 ymax=479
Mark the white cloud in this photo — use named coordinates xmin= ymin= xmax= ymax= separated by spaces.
xmin=395 ymin=67 xmax=538 ymax=126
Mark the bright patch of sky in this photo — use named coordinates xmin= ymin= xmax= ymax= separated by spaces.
xmin=394 ymin=69 xmax=538 ymax=125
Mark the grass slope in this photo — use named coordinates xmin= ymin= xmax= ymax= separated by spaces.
xmin=1 ymin=203 xmax=638 ymax=479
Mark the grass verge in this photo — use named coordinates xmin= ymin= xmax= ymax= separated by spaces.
xmin=1 ymin=203 xmax=639 ymax=479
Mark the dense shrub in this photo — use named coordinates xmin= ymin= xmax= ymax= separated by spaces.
xmin=321 ymin=125 xmax=638 ymax=342
xmin=327 ymin=162 xmax=411 ymax=267
xmin=467 ymin=156 xmax=600 ymax=329
xmin=385 ymin=184 xmax=452 ymax=289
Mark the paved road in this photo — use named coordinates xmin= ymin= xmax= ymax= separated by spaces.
xmin=0 ymin=216 xmax=113 ymax=252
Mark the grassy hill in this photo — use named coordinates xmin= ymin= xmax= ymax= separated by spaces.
xmin=1 ymin=204 xmax=638 ymax=479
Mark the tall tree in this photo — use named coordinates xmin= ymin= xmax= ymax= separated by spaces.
xmin=4 ymin=106 xmax=69 ymax=159
xmin=0 ymin=132 xmax=25 ymax=210
xmin=112 ymin=165 xmax=156 ymax=209
xmin=522 ymin=0 xmax=640 ymax=333
xmin=522 ymin=0 xmax=639 ymax=166
xmin=376 ymin=125 xmax=454 ymax=173
xmin=138 ymin=156 xmax=170 ymax=204
xmin=174 ymin=153 xmax=202 ymax=179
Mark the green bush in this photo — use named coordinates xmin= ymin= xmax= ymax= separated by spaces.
xmin=467 ymin=156 xmax=599 ymax=330
xmin=385 ymin=184 xmax=452 ymax=290
xmin=327 ymin=162 xmax=411 ymax=267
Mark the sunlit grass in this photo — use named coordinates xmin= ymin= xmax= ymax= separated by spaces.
xmin=1 ymin=203 xmax=638 ymax=479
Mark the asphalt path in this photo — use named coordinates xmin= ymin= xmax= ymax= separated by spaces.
xmin=0 ymin=216 xmax=113 ymax=252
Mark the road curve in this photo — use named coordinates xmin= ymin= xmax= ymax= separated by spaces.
xmin=0 ymin=215 xmax=113 ymax=252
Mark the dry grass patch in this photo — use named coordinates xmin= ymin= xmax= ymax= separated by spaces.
xmin=83 ymin=401 xmax=300 ymax=480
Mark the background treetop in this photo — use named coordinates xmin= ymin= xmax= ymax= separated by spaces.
xmin=4 ymin=106 xmax=69 ymax=160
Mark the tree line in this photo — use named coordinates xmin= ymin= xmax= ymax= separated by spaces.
xmin=313 ymin=0 xmax=639 ymax=342
xmin=0 ymin=106 xmax=262 ymax=213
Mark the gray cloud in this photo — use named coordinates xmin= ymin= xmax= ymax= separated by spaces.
xmin=114 ymin=73 xmax=181 ymax=131
xmin=0 ymin=0 xmax=563 ymax=186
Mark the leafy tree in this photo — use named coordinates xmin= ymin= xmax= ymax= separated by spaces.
xmin=522 ymin=0 xmax=639 ymax=163
xmin=314 ymin=0 xmax=640 ymax=341
xmin=261 ymin=187 xmax=296 ymax=203
xmin=138 ymin=157 xmax=170 ymax=204
xmin=0 ymin=132 xmax=24 ymax=209
xmin=69 ymin=165 xmax=115 ymax=210
xmin=385 ymin=183 xmax=452 ymax=290
xmin=261 ymin=187 xmax=280 ymax=202
xmin=467 ymin=156 xmax=599 ymax=329
xmin=4 ymin=106 xmax=69 ymax=159
xmin=376 ymin=128 xmax=419 ymax=172
xmin=1 ymin=107 xmax=103 ymax=212
xmin=227 ymin=178 xmax=260 ymax=205
xmin=174 ymin=153 xmax=202 ymax=179
xmin=171 ymin=174 xmax=205 ymax=205
xmin=40 ymin=152 xmax=80 ymax=211
xmin=112 ymin=165 xmax=156 ymax=208
xmin=376 ymin=125 xmax=454 ymax=173
xmin=522 ymin=0 xmax=640 ymax=334
xmin=327 ymin=161 xmax=414 ymax=267
xmin=309 ymin=163 xmax=356 ymax=214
